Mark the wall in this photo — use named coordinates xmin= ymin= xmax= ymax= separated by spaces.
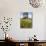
xmin=0 ymin=0 xmax=46 ymax=40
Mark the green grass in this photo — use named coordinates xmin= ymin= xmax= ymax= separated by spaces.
xmin=20 ymin=18 xmax=32 ymax=28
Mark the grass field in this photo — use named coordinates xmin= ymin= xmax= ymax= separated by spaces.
xmin=20 ymin=18 xmax=32 ymax=28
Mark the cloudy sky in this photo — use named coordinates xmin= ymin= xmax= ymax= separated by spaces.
xmin=20 ymin=12 xmax=32 ymax=18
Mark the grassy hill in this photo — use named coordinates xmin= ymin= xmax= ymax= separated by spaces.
xmin=20 ymin=18 xmax=32 ymax=28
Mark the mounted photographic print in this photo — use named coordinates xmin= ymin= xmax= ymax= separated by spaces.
xmin=20 ymin=12 xmax=33 ymax=28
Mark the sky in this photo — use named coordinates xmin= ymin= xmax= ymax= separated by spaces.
xmin=20 ymin=12 xmax=32 ymax=18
